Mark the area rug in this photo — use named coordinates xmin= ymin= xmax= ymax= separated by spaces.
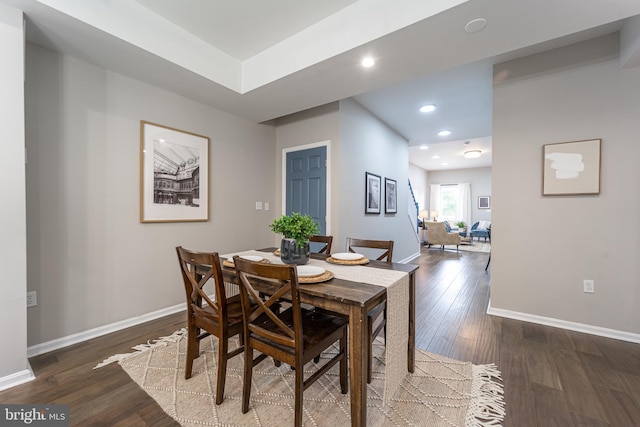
xmin=457 ymin=242 xmax=490 ymax=253
xmin=96 ymin=329 xmax=504 ymax=426
xmin=425 ymin=242 xmax=490 ymax=253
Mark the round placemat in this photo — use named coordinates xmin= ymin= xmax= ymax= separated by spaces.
xmin=298 ymin=270 xmax=334 ymax=284
xmin=223 ymin=258 xmax=270 ymax=268
xmin=326 ymin=256 xmax=370 ymax=265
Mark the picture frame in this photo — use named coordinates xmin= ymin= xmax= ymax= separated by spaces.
xmin=365 ymin=172 xmax=381 ymax=214
xmin=543 ymin=139 xmax=601 ymax=196
xmin=385 ymin=177 xmax=397 ymax=214
xmin=478 ymin=196 xmax=491 ymax=209
xmin=140 ymin=121 xmax=210 ymax=223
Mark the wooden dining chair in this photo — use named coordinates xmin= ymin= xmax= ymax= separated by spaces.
xmin=346 ymin=237 xmax=394 ymax=383
xmin=233 ymin=256 xmax=348 ymax=427
xmin=176 ymin=246 xmax=246 ymax=405
xmin=309 ymin=234 xmax=333 ymax=255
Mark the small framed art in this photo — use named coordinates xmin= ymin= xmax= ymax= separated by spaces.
xmin=365 ymin=172 xmax=381 ymax=214
xmin=385 ymin=177 xmax=397 ymax=214
xmin=543 ymin=139 xmax=601 ymax=196
xmin=478 ymin=196 xmax=491 ymax=209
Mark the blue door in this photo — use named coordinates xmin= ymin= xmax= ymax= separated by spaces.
xmin=286 ymin=147 xmax=327 ymax=250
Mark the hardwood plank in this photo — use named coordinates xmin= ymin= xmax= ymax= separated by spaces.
xmin=500 ymin=343 xmax=538 ymax=426
xmin=530 ymin=383 xmax=574 ymax=427
xmin=552 ymin=347 xmax=609 ymax=423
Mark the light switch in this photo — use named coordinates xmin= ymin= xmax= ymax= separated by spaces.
xmin=255 ymin=202 xmax=263 ymax=210
xmin=264 ymin=202 xmax=270 ymax=211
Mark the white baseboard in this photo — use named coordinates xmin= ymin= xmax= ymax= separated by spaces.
xmin=487 ymin=304 xmax=640 ymax=344
xmin=400 ymin=251 xmax=421 ymax=264
xmin=27 ymin=303 xmax=186 ymax=358
xmin=0 ymin=365 xmax=35 ymax=392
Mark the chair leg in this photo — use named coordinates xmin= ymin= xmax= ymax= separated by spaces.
xmin=242 ymin=347 xmax=253 ymax=414
xmin=216 ymin=337 xmax=228 ymax=405
xmin=185 ymin=323 xmax=198 ymax=379
xmin=294 ymin=362 xmax=304 ymax=427
xmin=367 ymin=319 xmax=373 ymax=384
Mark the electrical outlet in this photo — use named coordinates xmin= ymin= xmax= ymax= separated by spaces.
xmin=583 ymin=279 xmax=595 ymax=293
xmin=27 ymin=291 xmax=37 ymax=307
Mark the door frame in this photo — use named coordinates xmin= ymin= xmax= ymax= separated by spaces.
xmin=281 ymin=141 xmax=331 ymax=234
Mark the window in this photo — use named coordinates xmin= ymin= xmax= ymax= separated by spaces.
xmin=440 ymin=185 xmax=460 ymax=222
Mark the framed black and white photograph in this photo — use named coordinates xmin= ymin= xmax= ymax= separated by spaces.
xmin=385 ymin=177 xmax=397 ymax=214
xmin=140 ymin=121 xmax=209 ymax=223
xmin=478 ymin=196 xmax=491 ymax=209
xmin=543 ymin=139 xmax=601 ymax=196
xmin=365 ymin=172 xmax=381 ymax=214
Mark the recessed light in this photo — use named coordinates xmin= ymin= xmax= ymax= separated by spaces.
xmin=441 ymin=162 xmax=449 ymax=166
xmin=438 ymin=130 xmax=451 ymax=137
xmin=361 ymin=57 xmax=375 ymax=68
xmin=419 ymin=145 xmax=429 ymax=150
xmin=465 ymin=18 xmax=487 ymax=33
xmin=464 ymin=150 xmax=482 ymax=159
xmin=419 ymin=104 xmax=436 ymax=113
xmin=432 ymin=155 xmax=440 ymax=159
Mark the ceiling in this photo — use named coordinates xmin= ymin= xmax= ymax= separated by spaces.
xmin=3 ymin=0 xmax=640 ymax=171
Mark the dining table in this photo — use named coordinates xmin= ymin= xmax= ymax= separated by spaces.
xmin=219 ymin=248 xmax=418 ymax=427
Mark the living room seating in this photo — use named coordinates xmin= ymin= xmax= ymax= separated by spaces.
xmin=471 ymin=221 xmax=491 ymax=241
xmin=425 ymin=221 xmax=460 ymax=251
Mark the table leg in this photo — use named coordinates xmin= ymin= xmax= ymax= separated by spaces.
xmin=349 ymin=306 xmax=367 ymax=427
xmin=408 ymin=272 xmax=415 ymax=372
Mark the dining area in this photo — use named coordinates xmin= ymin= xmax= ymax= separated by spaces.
xmin=175 ymin=232 xmax=418 ymax=427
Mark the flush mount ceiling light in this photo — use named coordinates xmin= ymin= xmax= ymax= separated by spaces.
xmin=438 ymin=130 xmax=451 ymax=136
xmin=361 ymin=57 xmax=375 ymax=68
xmin=465 ymin=18 xmax=487 ymax=33
xmin=419 ymin=104 xmax=436 ymax=113
xmin=464 ymin=150 xmax=482 ymax=159
xmin=419 ymin=145 xmax=429 ymax=150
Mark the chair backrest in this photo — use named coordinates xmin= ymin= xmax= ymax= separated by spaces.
xmin=346 ymin=237 xmax=394 ymax=262
xmin=309 ymin=234 xmax=333 ymax=255
xmin=176 ymin=246 xmax=229 ymax=319
xmin=233 ymin=257 xmax=302 ymax=352
xmin=425 ymin=221 xmax=447 ymax=239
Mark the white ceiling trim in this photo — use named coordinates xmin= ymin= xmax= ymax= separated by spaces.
xmin=35 ymin=0 xmax=467 ymax=94
xmin=36 ymin=0 xmax=241 ymax=90
xmin=241 ymin=0 xmax=468 ymax=92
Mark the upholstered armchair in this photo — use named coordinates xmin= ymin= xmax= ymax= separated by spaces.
xmin=471 ymin=221 xmax=491 ymax=241
xmin=425 ymin=221 xmax=460 ymax=251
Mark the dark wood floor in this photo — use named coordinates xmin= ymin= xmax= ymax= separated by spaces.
xmin=2 ymin=248 xmax=639 ymax=426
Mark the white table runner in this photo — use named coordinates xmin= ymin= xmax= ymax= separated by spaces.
xmin=222 ymin=250 xmax=409 ymax=404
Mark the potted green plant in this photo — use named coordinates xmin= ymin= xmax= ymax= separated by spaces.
xmin=269 ymin=212 xmax=320 ymax=265
xmin=455 ymin=221 xmax=468 ymax=235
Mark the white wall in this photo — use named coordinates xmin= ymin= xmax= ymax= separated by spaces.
xmin=338 ymin=99 xmax=419 ymax=261
xmin=491 ymin=34 xmax=640 ymax=337
xmin=24 ymin=44 xmax=276 ymax=346
xmin=0 ymin=3 xmax=31 ymax=388
xmin=408 ymin=162 xmax=428 ymax=211
xmin=427 ymin=167 xmax=492 ymax=225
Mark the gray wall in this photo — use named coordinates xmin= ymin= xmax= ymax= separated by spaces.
xmin=24 ymin=44 xmax=276 ymax=346
xmin=338 ymin=99 xmax=419 ymax=261
xmin=491 ymin=34 xmax=640 ymax=336
xmin=0 ymin=3 xmax=29 ymax=385
xmin=275 ymin=99 xmax=420 ymax=262
xmin=427 ymin=167 xmax=492 ymax=225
